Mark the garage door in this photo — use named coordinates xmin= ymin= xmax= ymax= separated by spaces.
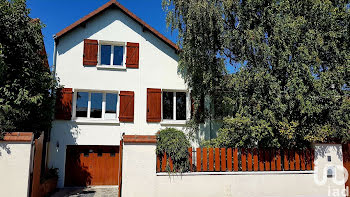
xmin=64 ymin=145 xmax=120 ymax=187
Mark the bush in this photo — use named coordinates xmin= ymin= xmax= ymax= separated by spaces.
xmin=156 ymin=128 xmax=191 ymax=173
xmin=201 ymin=115 xmax=277 ymax=148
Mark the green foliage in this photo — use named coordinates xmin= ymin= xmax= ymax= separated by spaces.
xmin=164 ymin=0 xmax=350 ymax=148
xmin=156 ymin=128 xmax=191 ymax=173
xmin=162 ymin=0 xmax=226 ymax=122
xmin=0 ymin=0 xmax=56 ymax=137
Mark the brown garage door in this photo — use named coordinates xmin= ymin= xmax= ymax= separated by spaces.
xmin=65 ymin=145 xmax=120 ymax=187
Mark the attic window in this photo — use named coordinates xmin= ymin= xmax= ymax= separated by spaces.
xmin=99 ymin=41 xmax=126 ymax=67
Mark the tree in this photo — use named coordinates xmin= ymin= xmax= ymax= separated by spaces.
xmin=0 ymin=0 xmax=56 ymax=138
xmin=163 ymin=0 xmax=350 ymax=148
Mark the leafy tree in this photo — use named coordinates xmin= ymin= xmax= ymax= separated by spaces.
xmin=0 ymin=0 xmax=56 ymax=138
xmin=163 ymin=0 xmax=350 ymax=148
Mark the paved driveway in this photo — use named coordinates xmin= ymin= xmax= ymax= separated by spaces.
xmin=50 ymin=187 xmax=118 ymax=197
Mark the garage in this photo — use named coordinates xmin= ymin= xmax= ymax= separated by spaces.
xmin=64 ymin=145 xmax=120 ymax=187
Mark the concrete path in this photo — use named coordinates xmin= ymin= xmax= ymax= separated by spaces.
xmin=50 ymin=186 xmax=118 ymax=197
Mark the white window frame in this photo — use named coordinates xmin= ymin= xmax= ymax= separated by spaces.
xmin=160 ymin=90 xmax=190 ymax=125
xmin=97 ymin=40 xmax=126 ymax=70
xmin=72 ymin=89 xmax=120 ymax=123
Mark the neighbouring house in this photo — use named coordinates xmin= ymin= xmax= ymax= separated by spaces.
xmin=48 ymin=1 xmax=349 ymax=197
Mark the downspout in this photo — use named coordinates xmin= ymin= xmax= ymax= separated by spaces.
xmin=118 ymin=133 xmax=125 ymax=197
xmin=52 ymin=36 xmax=58 ymax=81
xmin=46 ymin=36 xmax=58 ymax=168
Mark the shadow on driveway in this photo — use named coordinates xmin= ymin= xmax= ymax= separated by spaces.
xmin=50 ymin=186 xmax=118 ymax=197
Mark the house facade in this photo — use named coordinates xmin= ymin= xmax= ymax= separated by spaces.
xmin=48 ymin=2 xmax=349 ymax=196
xmin=48 ymin=0 xmax=189 ymax=188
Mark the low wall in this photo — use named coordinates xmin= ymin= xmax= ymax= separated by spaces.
xmin=122 ymin=143 xmax=346 ymax=197
xmin=0 ymin=133 xmax=33 ymax=197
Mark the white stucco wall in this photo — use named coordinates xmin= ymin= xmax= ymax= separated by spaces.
xmin=0 ymin=142 xmax=32 ymax=197
xmin=122 ymin=143 xmax=347 ymax=197
xmin=49 ymin=7 xmax=188 ymax=188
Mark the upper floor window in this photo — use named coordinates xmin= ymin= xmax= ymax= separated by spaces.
xmin=99 ymin=41 xmax=126 ymax=67
xmin=162 ymin=91 xmax=188 ymax=121
xmin=74 ymin=90 xmax=118 ymax=120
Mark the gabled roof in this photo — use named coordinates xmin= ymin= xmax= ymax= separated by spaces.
xmin=55 ymin=0 xmax=179 ymax=51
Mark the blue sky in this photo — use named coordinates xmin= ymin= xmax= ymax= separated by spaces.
xmin=27 ymin=0 xmax=177 ymax=67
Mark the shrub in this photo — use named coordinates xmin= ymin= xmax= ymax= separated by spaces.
xmin=156 ymin=128 xmax=191 ymax=173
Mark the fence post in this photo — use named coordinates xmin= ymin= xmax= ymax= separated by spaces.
xmin=161 ymin=154 xmax=167 ymax=172
xmin=253 ymin=149 xmax=259 ymax=171
xmin=295 ymin=151 xmax=300 ymax=170
xmin=259 ymin=149 xmax=264 ymax=171
xmin=203 ymin=148 xmax=208 ymax=171
xmin=233 ymin=148 xmax=238 ymax=171
xmin=221 ymin=148 xmax=226 ymax=171
xmin=284 ymin=150 xmax=289 ymax=171
xmin=247 ymin=149 xmax=252 ymax=171
xmin=241 ymin=148 xmax=247 ymax=171
xmin=227 ymin=148 xmax=233 ymax=171
xmin=276 ymin=150 xmax=282 ymax=171
xmin=289 ymin=150 xmax=295 ymax=170
xmin=215 ymin=148 xmax=220 ymax=171
xmin=196 ymin=148 xmax=201 ymax=172
xmin=188 ymin=148 xmax=193 ymax=172
xmin=270 ymin=150 xmax=276 ymax=171
xmin=209 ymin=148 xmax=214 ymax=171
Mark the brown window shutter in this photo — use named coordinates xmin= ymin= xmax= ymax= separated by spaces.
xmin=55 ymin=88 xmax=73 ymax=120
xmin=126 ymin=42 xmax=139 ymax=68
xmin=83 ymin=39 xmax=98 ymax=66
xmin=147 ymin=88 xmax=161 ymax=122
xmin=119 ymin=91 xmax=134 ymax=122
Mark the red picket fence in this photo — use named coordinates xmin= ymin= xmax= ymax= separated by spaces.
xmin=157 ymin=147 xmax=314 ymax=172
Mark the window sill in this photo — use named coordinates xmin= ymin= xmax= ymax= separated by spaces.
xmin=96 ymin=65 xmax=126 ymax=70
xmin=72 ymin=118 xmax=120 ymax=125
xmin=160 ymin=120 xmax=187 ymax=126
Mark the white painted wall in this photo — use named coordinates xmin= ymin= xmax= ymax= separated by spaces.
xmin=49 ymin=7 xmax=188 ymax=187
xmin=0 ymin=142 xmax=32 ymax=197
xmin=122 ymin=144 xmax=347 ymax=197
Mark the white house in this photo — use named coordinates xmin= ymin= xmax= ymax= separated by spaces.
xmin=48 ymin=1 xmax=348 ymax=197
xmin=48 ymin=0 xmax=188 ymax=188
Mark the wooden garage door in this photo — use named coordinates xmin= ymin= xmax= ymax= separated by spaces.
xmin=65 ymin=145 xmax=120 ymax=187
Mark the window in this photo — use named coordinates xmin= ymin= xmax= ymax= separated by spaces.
xmin=73 ymin=91 xmax=118 ymax=120
xmin=105 ymin=93 xmax=118 ymax=119
xmin=100 ymin=42 xmax=125 ymax=67
xmin=76 ymin=92 xmax=88 ymax=117
xmin=90 ymin=93 xmax=102 ymax=118
xmin=162 ymin=91 xmax=188 ymax=121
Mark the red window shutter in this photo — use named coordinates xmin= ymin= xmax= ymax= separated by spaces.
xmin=147 ymin=88 xmax=161 ymax=122
xmin=126 ymin=42 xmax=139 ymax=68
xmin=119 ymin=91 xmax=134 ymax=122
xmin=83 ymin=39 xmax=98 ymax=66
xmin=55 ymin=88 xmax=73 ymax=120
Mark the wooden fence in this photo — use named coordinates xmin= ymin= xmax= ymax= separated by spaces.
xmin=157 ymin=148 xmax=314 ymax=172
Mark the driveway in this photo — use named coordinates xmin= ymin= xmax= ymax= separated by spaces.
xmin=50 ymin=186 xmax=118 ymax=197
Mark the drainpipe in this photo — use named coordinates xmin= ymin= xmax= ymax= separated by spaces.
xmin=46 ymin=36 xmax=58 ymax=168
xmin=52 ymin=36 xmax=58 ymax=80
